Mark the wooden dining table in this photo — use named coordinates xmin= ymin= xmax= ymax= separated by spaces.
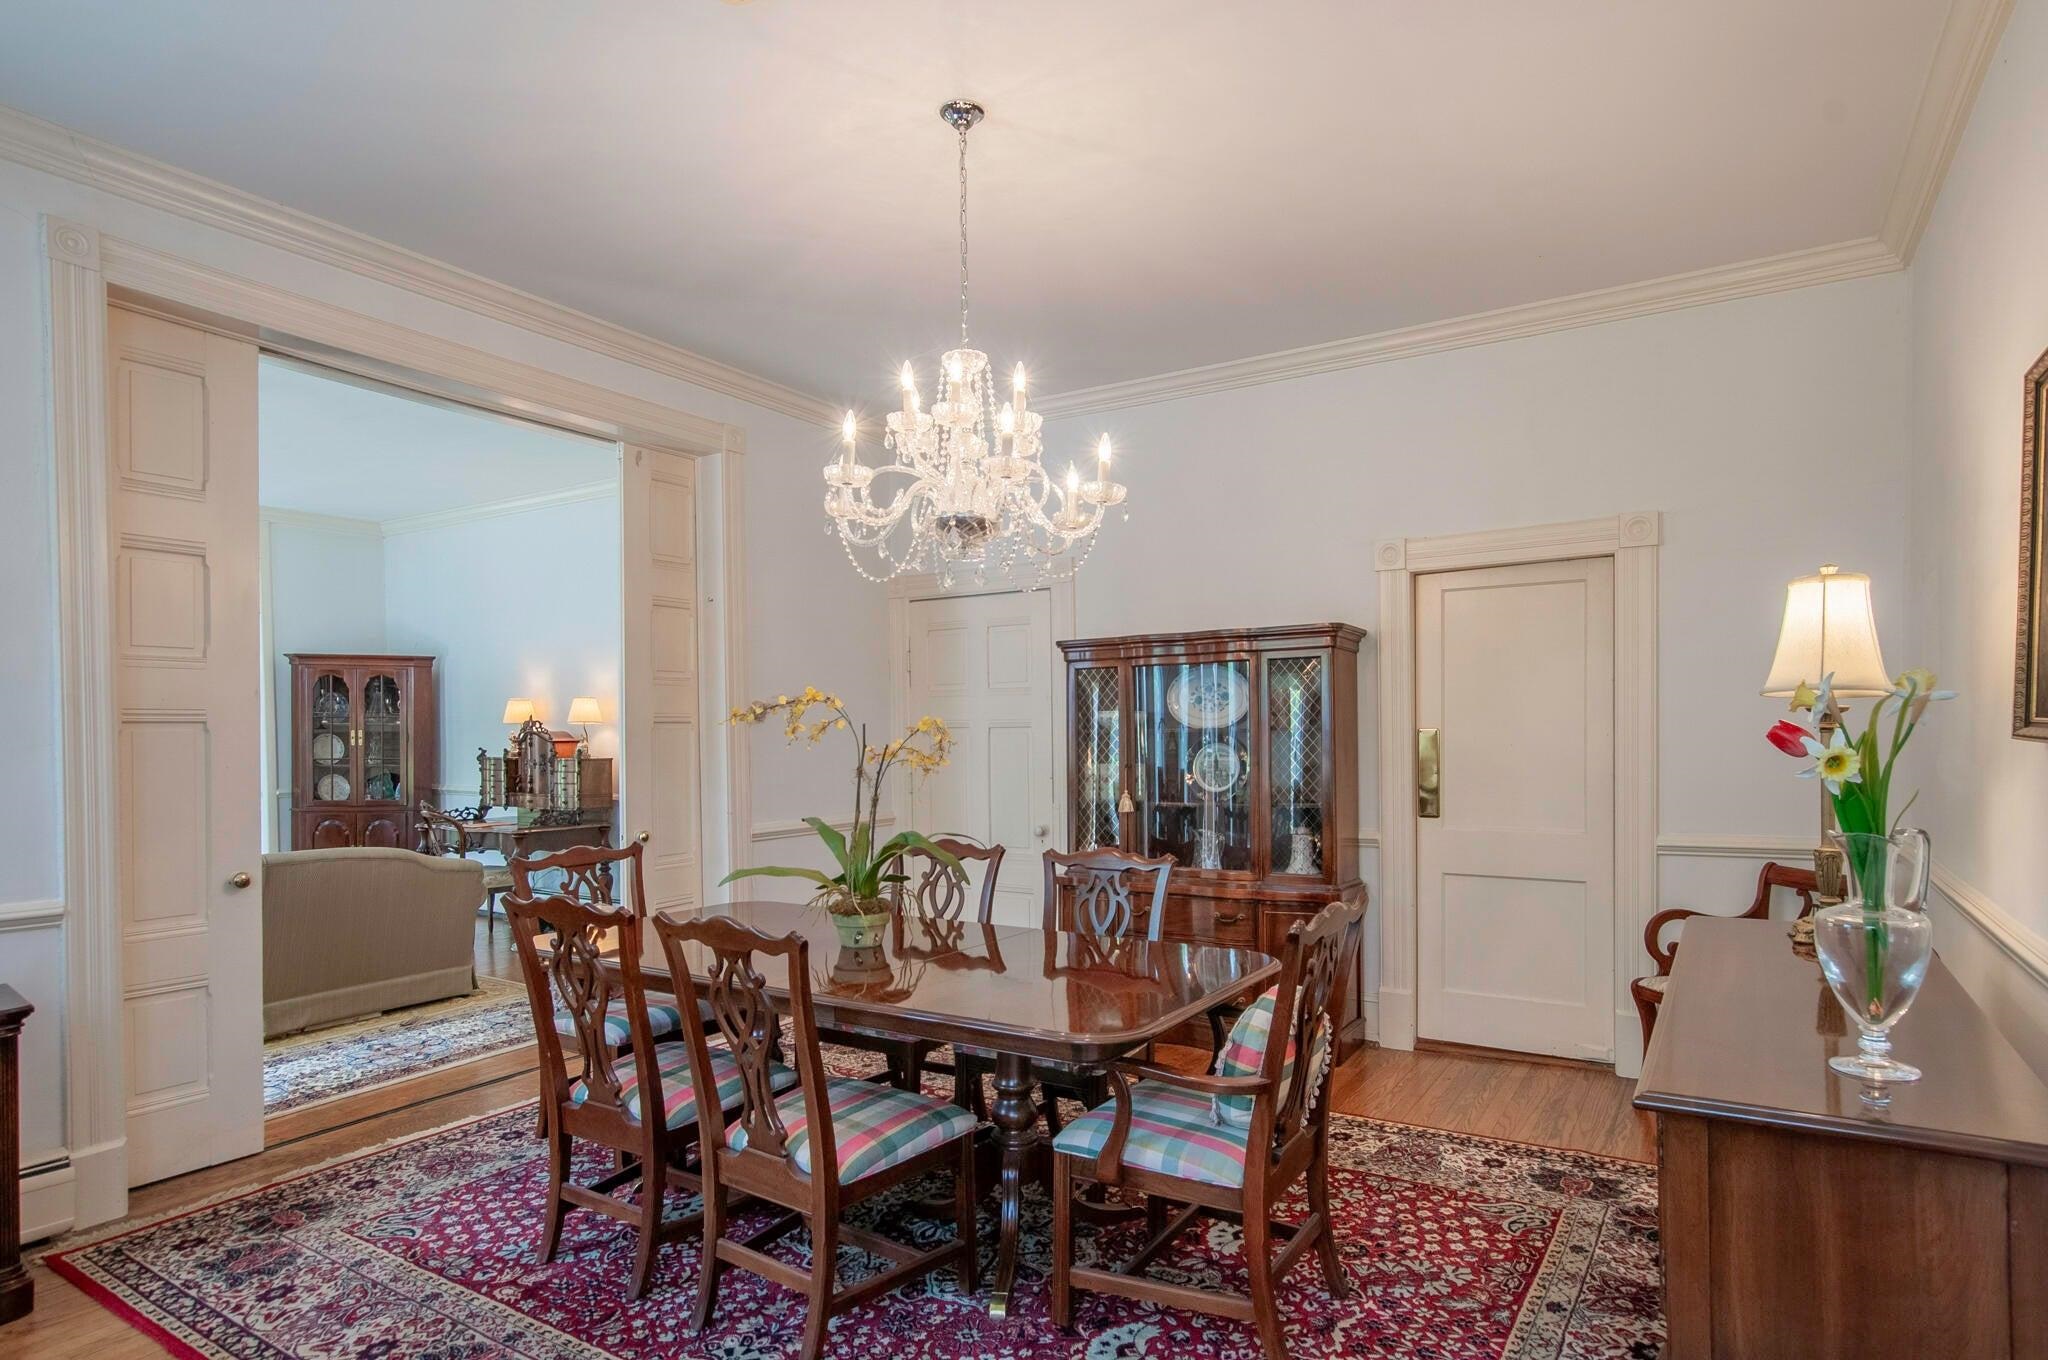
xmin=624 ymin=898 xmax=1281 ymax=1318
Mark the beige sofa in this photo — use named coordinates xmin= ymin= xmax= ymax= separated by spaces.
xmin=262 ymin=847 xmax=486 ymax=1038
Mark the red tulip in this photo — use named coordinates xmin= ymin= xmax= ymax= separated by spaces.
xmin=1766 ymin=720 xmax=1814 ymax=757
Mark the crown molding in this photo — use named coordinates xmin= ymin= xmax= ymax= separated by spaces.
xmin=261 ymin=480 xmax=616 ymax=539
xmin=258 ymin=505 xmax=382 ymax=537
xmin=1879 ymin=0 xmax=2014 ymax=263
xmin=379 ymin=480 xmax=616 ymax=537
xmin=1037 ymin=237 xmax=1902 ymax=418
xmin=0 ymin=102 xmax=839 ymax=427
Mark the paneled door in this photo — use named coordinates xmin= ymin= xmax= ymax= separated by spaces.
xmin=620 ymin=444 xmax=703 ymax=968
xmin=107 ymin=305 xmax=264 ymax=1184
xmin=904 ymin=589 xmax=1055 ymax=925
xmin=1415 ymin=557 xmax=1615 ymax=1061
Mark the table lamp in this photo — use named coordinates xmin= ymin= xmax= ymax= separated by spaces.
xmin=566 ymin=696 xmax=603 ymax=754
xmin=502 ymin=697 xmax=537 ymax=727
xmin=1761 ymin=564 xmax=1891 ymax=905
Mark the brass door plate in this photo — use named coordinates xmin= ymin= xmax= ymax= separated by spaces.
xmin=1417 ymin=727 xmax=1441 ymax=818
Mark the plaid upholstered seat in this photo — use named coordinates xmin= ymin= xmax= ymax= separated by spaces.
xmin=553 ymin=993 xmax=686 ymax=1048
xmin=1051 ymin=1081 xmax=1250 ymax=1188
xmin=571 ymin=1043 xmax=796 ymax=1130
xmin=727 ymin=1077 xmax=978 ymax=1183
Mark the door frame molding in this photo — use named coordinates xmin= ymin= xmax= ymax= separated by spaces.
xmin=45 ymin=217 xmax=750 ymax=1230
xmin=884 ymin=573 xmax=1075 ymax=857
xmin=1374 ymin=512 xmax=1660 ymax=1077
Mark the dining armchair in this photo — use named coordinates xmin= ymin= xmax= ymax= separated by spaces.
xmin=1631 ymin=860 xmax=1819 ymax=1049
xmin=819 ymin=836 xmax=1004 ymax=1096
xmin=1049 ymin=897 xmax=1362 ymax=1359
xmin=503 ymin=886 xmax=792 ymax=1300
xmin=655 ymin=912 xmax=979 ymax=1360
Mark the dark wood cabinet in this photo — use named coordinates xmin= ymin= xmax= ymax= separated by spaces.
xmin=287 ymin=653 xmax=437 ymax=851
xmin=1059 ymin=623 xmax=1367 ymax=1052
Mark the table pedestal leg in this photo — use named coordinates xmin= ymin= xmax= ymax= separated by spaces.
xmin=987 ymin=1051 xmax=1039 ymax=1318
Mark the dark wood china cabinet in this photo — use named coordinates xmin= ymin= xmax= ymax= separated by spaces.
xmin=288 ymin=653 xmax=437 ymax=850
xmin=1059 ymin=623 xmax=1367 ymax=1053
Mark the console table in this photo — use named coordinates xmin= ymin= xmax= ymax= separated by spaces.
xmin=1635 ymin=917 xmax=2048 ymax=1359
xmin=0 ymin=985 xmax=32 ymax=1325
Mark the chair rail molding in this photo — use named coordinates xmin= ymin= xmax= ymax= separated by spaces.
xmin=45 ymin=219 xmax=752 ymax=1231
xmin=0 ymin=102 xmax=836 ymax=426
xmin=1375 ymin=512 xmax=1660 ymax=1078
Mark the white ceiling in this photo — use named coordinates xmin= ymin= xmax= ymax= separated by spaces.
xmin=0 ymin=2 xmax=1956 ymax=401
xmin=259 ymin=360 xmax=616 ymax=522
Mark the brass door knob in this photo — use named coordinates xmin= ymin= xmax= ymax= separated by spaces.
xmin=228 ymin=871 xmax=252 ymax=889
xmin=636 ymin=830 xmax=651 ymax=844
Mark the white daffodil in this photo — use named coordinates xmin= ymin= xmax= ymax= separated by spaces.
xmin=1892 ymin=668 xmax=1958 ymax=725
xmin=1797 ymin=726 xmax=1862 ymax=794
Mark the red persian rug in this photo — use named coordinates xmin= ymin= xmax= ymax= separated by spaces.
xmin=47 ymin=1097 xmax=1661 ymax=1358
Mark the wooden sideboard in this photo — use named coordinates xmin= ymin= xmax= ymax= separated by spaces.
xmin=1635 ymin=917 xmax=2048 ymax=1360
xmin=1058 ymin=624 xmax=1367 ymax=1052
xmin=0 ymin=985 xmax=32 ymax=1325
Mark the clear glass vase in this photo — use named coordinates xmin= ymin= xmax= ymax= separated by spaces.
xmin=1832 ymin=827 xmax=1932 ymax=914
xmin=1815 ymin=905 xmax=1933 ymax=1081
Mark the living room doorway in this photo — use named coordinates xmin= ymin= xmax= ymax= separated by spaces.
xmin=255 ymin=355 xmax=624 ymax=1122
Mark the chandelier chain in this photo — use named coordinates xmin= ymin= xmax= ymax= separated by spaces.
xmin=957 ymin=123 xmax=970 ymax=346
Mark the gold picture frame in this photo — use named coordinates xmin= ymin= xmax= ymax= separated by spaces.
xmin=2018 ymin=345 xmax=2048 ymax=738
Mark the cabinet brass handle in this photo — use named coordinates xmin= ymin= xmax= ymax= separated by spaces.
xmin=1215 ymin=910 xmax=1244 ymax=925
xmin=1417 ymin=727 xmax=1441 ymax=819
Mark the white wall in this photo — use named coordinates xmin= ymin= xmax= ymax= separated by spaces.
xmin=262 ymin=517 xmax=386 ymax=843
xmin=383 ymin=492 xmax=623 ymax=804
xmin=1044 ymin=272 xmax=1919 ymax=1037
xmin=1903 ymin=0 xmax=2048 ymax=1076
xmin=0 ymin=147 xmax=884 ymax=1237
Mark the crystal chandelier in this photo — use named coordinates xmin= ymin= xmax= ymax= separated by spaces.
xmin=824 ymin=99 xmax=1129 ymax=586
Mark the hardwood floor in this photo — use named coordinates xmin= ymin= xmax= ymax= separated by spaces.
xmin=10 ymin=964 xmax=1652 ymax=1358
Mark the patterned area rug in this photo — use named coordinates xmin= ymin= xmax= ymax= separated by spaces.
xmin=263 ymin=975 xmax=534 ymax=1113
xmin=49 ymin=1077 xmax=1662 ymax=1358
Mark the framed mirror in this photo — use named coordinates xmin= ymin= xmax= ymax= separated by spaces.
xmin=2019 ymin=345 xmax=2048 ymax=739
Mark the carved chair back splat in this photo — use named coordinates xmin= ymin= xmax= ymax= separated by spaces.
xmin=893 ymin=836 xmax=1004 ymax=924
xmin=1043 ymin=846 xmax=1174 ymax=940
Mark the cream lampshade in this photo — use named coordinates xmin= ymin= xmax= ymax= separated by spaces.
xmin=1760 ymin=564 xmax=1892 ymax=698
xmin=501 ymin=697 xmax=537 ymax=725
xmin=566 ymin=696 xmax=602 ymax=725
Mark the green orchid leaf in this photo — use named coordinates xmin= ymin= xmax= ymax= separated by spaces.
xmin=803 ymin=816 xmax=850 ymax=873
xmin=719 ymin=864 xmax=837 ymax=888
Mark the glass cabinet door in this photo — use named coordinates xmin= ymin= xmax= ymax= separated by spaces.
xmin=1134 ymin=659 xmax=1253 ymax=873
xmin=1072 ymin=666 xmax=1125 ymax=850
xmin=1266 ymin=653 xmax=1328 ymax=877
xmin=359 ymin=669 xmax=406 ymax=804
xmin=307 ymin=670 xmax=354 ymax=803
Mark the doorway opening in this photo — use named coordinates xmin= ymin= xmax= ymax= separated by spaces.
xmin=255 ymin=354 xmax=623 ymax=1122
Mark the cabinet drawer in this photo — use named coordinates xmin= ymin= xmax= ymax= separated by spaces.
xmin=1163 ymin=896 xmax=1257 ymax=946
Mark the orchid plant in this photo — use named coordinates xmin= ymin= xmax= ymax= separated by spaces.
xmin=720 ymin=687 xmax=963 ymax=915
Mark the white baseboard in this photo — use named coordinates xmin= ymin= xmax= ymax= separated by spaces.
xmin=20 ymin=1158 xmax=74 ymax=1244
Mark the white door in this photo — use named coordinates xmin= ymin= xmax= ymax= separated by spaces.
xmin=1415 ymin=557 xmax=1615 ymax=1061
xmin=904 ymin=590 xmax=1056 ymax=925
xmin=620 ymin=443 xmax=704 ymax=967
xmin=108 ymin=305 xmax=264 ymax=1184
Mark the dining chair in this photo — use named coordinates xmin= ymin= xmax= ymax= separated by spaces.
xmin=818 ymin=837 xmax=1004 ymax=1096
xmin=418 ymin=802 xmax=512 ymax=934
xmin=1049 ymin=897 xmax=1363 ymax=1359
xmin=1632 ymin=861 xmax=1819 ymax=1050
xmin=511 ymin=843 xmax=692 ymax=1054
xmin=1041 ymin=846 xmax=1173 ymax=940
xmin=655 ymin=912 xmax=980 ymax=1360
xmin=503 ymin=885 xmax=793 ymax=1300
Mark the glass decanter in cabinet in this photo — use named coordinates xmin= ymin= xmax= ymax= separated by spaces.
xmin=1059 ymin=623 xmax=1368 ymax=1054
